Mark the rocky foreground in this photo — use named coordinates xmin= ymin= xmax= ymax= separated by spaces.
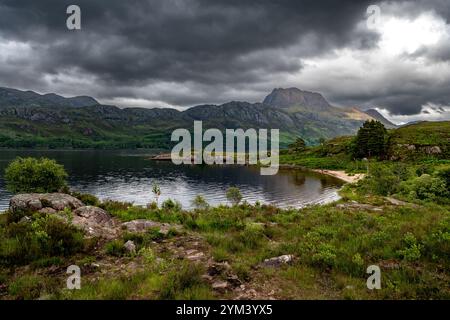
xmin=7 ymin=193 xmax=293 ymax=299
xmin=2 ymin=178 xmax=449 ymax=300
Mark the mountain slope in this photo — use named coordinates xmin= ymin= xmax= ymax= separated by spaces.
xmin=0 ymin=86 xmax=399 ymax=148
xmin=363 ymin=108 xmax=397 ymax=129
xmin=0 ymin=87 xmax=99 ymax=108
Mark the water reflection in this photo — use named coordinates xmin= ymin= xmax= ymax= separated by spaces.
xmin=0 ymin=150 xmax=344 ymax=210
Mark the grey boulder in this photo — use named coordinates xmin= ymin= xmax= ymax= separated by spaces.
xmin=9 ymin=193 xmax=84 ymax=214
xmin=122 ymin=219 xmax=181 ymax=235
xmin=72 ymin=206 xmax=120 ymax=239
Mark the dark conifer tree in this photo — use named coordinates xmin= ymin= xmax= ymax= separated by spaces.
xmin=353 ymin=120 xmax=387 ymax=159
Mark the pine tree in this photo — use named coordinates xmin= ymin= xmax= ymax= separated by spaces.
xmin=288 ymin=137 xmax=306 ymax=153
xmin=353 ymin=120 xmax=387 ymax=159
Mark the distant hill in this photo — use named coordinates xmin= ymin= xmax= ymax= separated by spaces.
xmin=0 ymin=86 xmax=401 ymax=149
xmin=0 ymin=87 xmax=98 ymax=108
xmin=302 ymin=121 xmax=449 ymax=160
xmin=388 ymin=121 xmax=450 ymax=160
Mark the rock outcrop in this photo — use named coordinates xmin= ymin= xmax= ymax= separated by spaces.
xmin=9 ymin=193 xmax=120 ymax=239
xmin=122 ymin=219 xmax=182 ymax=235
xmin=260 ymin=255 xmax=295 ymax=268
xmin=9 ymin=193 xmax=84 ymax=214
xmin=124 ymin=240 xmax=137 ymax=254
xmin=72 ymin=206 xmax=120 ymax=239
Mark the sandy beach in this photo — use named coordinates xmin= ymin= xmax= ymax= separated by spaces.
xmin=312 ymin=169 xmax=365 ymax=183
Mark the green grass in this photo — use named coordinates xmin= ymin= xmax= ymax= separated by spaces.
xmin=389 ymin=121 xmax=450 ymax=146
xmin=281 ymin=121 xmax=450 ymax=172
xmin=59 ymin=261 xmax=214 ymax=300
xmin=99 ymin=188 xmax=450 ymax=298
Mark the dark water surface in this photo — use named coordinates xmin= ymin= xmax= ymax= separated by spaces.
xmin=0 ymin=149 xmax=344 ymax=210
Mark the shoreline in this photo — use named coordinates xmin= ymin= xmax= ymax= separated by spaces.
xmin=150 ymin=154 xmax=365 ymax=184
xmin=276 ymin=164 xmax=366 ymax=184
xmin=311 ymin=169 xmax=365 ymax=183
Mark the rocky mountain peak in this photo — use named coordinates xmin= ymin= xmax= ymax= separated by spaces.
xmin=262 ymin=87 xmax=333 ymax=111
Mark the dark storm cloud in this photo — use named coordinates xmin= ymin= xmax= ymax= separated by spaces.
xmin=0 ymin=0 xmax=449 ymax=118
xmin=0 ymin=0 xmax=375 ymax=96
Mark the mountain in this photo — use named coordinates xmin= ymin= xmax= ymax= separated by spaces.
xmin=263 ymin=88 xmax=332 ymax=111
xmin=0 ymin=87 xmax=99 ymax=108
xmin=0 ymin=86 xmax=397 ymax=149
xmin=363 ymin=108 xmax=397 ymax=128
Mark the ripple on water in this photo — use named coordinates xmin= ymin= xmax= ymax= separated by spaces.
xmin=0 ymin=150 xmax=344 ymax=211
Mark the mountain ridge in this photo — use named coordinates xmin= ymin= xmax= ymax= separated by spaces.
xmin=0 ymin=87 xmax=99 ymax=108
xmin=0 ymin=86 xmax=397 ymax=148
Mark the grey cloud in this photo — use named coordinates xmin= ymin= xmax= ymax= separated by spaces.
xmin=0 ymin=0 xmax=449 ymax=117
xmin=0 ymin=0 xmax=375 ymax=94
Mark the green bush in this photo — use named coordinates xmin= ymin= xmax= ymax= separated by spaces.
xmin=399 ymin=174 xmax=448 ymax=201
xmin=158 ymin=262 xmax=207 ymax=299
xmin=8 ymin=275 xmax=45 ymax=300
xmin=105 ymin=240 xmax=126 ymax=257
xmin=357 ymin=163 xmax=412 ymax=196
xmin=226 ymin=187 xmax=242 ymax=206
xmin=192 ymin=195 xmax=209 ymax=210
xmin=363 ymin=164 xmax=402 ymax=196
xmin=71 ymin=192 xmax=100 ymax=206
xmin=237 ymin=222 xmax=266 ymax=249
xmin=4 ymin=157 xmax=68 ymax=193
xmin=436 ymin=166 xmax=450 ymax=192
xmin=161 ymin=199 xmax=182 ymax=211
xmin=288 ymin=137 xmax=306 ymax=153
xmin=312 ymin=243 xmax=337 ymax=267
xmin=0 ymin=215 xmax=85 ymax=266
xmin=397 ymin=233 xmax=423 ymax=261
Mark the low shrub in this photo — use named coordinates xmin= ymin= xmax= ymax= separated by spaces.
xmin=312 ymin=243 xmax=337 ymax=268
xmin=8 ymin=275 xmax=46 ymax=300
xmin=161 ymin=199 xmax=182 ymax=212
xmin=192 ymin=195 xmax=209 ymax=210
xmin=397 ymin=233 xmax=423 ymax=262
xmin=105 ymin=240 xmax=126 ymax=257
xmin=226 ymin=187 xmax=242 ymax=206
xmin=399 ymin=174 xmax=448 ymax=202
xmin=158 ymin=262 xmax=209 ymax=300
xmin=360 ymin=163 xmax=409 ymax=196
xmin=100 ymin=200 xmax=133 ymax=213
xmin=71 ymin=192 xmax=100 ymax=206
xmin=0 ymin=215 xmax=85 ymax=266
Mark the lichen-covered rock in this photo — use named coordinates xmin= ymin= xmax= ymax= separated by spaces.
xmin=72 ymin=206 xmax=120 ymax=239
xmin=122 ymin=219 xmax=181 ymax=235
xmin=207 ymin=262 xmax=231 ymax=276
xmin=9 ymin=193 xmax=84 ymax=214
xmin=38 ymin=207 xmax=57 ymax=214
xmin=423 ymin=146 xmax=442 ymax=155
xmin=260 ymin=255 xmax=295 ymax=268
xmin=9 ymin=194 xmax=122 ymax=240
xmin=124 ymin=240 xmax=136 ymax=254
xmin=212 ymin=281 xmax=229 ymax=292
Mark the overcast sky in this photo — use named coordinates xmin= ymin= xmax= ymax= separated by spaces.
xmin=1 ymin=0 xmax=450 ymax=124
